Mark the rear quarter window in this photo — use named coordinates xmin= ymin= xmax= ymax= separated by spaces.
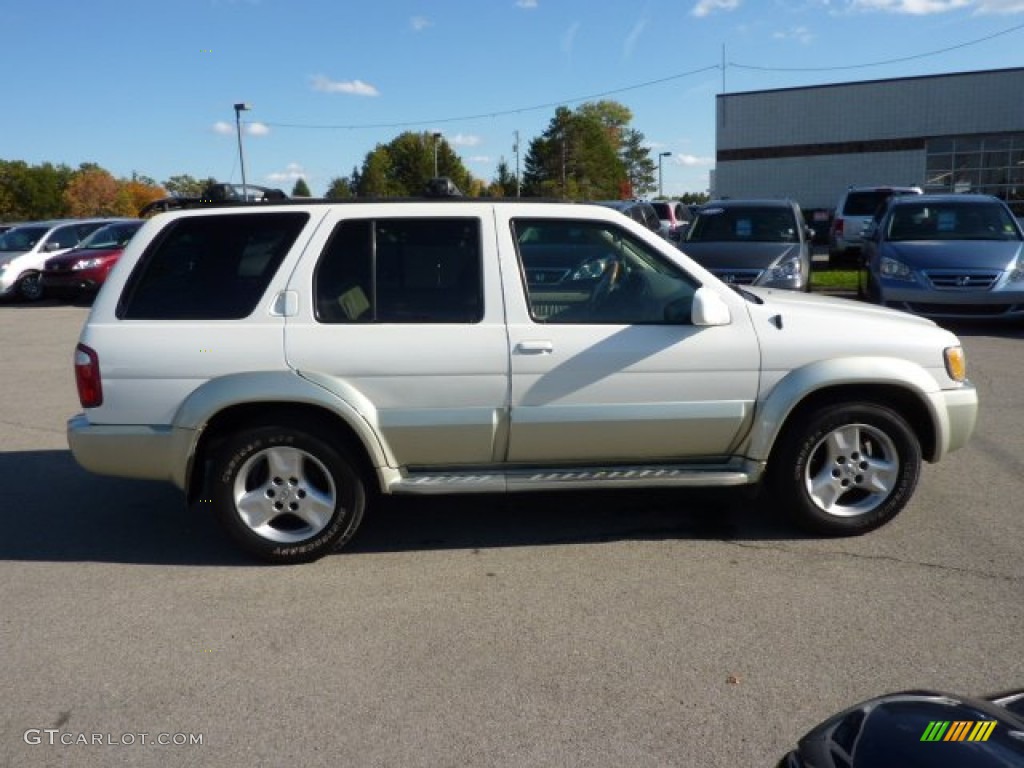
xmin=117 ymin=212 xmax=308 ymax=320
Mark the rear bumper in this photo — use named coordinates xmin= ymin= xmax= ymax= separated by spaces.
xmin=67 ymin=414 xmax=193 ymax=489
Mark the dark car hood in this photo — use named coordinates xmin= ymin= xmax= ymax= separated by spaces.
xmin=44 ymin=247 xmax=123 ymax=268
xmin=883 ymin=239 xmax=1023 ymax=270
xmin=679 ymin=242 xmax=800 ymax=269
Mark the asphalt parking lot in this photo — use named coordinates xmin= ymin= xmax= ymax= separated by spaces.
xmin=1 ymin=301 xmax=1022 ymax=767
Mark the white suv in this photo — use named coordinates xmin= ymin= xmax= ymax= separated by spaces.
xmin=829 ymin=185 xmax=922 ymax=267
xmin=67 ymin=194 xmax=978 ymax=563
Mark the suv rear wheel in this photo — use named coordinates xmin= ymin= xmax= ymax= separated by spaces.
xmin=771 ymin=403 xmax=921 ymax=535
xmin=210 ymin=426 xmax=366 ymax=563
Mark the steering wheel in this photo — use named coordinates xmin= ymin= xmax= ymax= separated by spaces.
xmin=589 ymin=258 xmax=622 ymax=311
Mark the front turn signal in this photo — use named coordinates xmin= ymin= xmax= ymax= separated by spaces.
xmin=944 ymin=346 xmax=967 ymax=382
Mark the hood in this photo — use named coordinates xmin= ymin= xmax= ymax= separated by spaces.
xmin=741 ymin=287 xmax=960 ymax=376
xmin=0 ymin=250 xmax=29 ymax=267
xmin=883 ymin=239 xmax=1023 ymax=270
xmin=744 ymin=286 xmax=935 ymax=327
xmin=681 ymin=242 xmax=800 ymax=270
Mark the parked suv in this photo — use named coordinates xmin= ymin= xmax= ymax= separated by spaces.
xmin=67 ymin=192 xmax=978 ymax=563
xmin=829 ymin=185 xmax=922 ymax=266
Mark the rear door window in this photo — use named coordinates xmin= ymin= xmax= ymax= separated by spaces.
xmin=313 ymin=217 xmax=483 ymax=324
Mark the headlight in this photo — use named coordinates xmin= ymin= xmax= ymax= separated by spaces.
xmin=767 ymin=254 xmax=802 ymax=282
xmin=880 ymin=256 xmax=913 ymax=280
xmin=1006 ymin=261 xmax=1024 ymax=283
xmin=944 ymin=346 xmax=967 ymax=382
xmin=569 ymin=257 xmax=610 ymax=281
xmin=72 ymin=258 xmax=103 ymax=270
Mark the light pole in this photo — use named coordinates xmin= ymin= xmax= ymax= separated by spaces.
xmin=432 ymin=132 xmax=442 ymax=177
xmin=658 ymin=151 xmax=671 ymax=199
xmin=234 ymin=102 xmax=251 ymax=195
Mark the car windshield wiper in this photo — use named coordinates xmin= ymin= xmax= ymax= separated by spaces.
xmin=728 ymin=284 xmax=763 ymax=303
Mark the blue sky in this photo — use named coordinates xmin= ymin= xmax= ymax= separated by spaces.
xmin=3 ymin=0 xmax=1023 ymax=196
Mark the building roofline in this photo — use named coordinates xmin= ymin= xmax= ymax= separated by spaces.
xmin=716 ymin=66 xmax=1024 ymax=99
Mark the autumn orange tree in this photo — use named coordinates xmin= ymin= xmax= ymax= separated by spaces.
xmin=63 ymin=168 xmax=166 ymax=217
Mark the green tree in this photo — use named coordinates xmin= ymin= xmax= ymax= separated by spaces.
xmin=324 ymin=176 xmax=355 ymax=199
xmin=355 ymin=132 xmax=474 ymax=197
xmin=522 ymin=105 xmax=625 ymax=200
xmin=291 ymin=178 xmax=312 ymax=197
xmin=620 ymin=128 xmax=656 ymax=197
xmin=0 ymin=160 xmax=74 ymax=219
xmin=490 ymin=158 xmax=517 ymax=197
xmin=163 ymin=174 xmax=216 ymax=198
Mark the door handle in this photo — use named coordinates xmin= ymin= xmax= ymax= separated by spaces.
xmin=515 ymin=340 xmax=553 ymax=354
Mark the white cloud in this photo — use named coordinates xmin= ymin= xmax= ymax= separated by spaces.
xmin=266 ymin=163 xmax=307 ymax=183
xmin=623 ymin=18 xmax=647 ymax=59
xmin=974 ymin=0 xmax=1024 ymax=11
xmin=673 ymin=153 xmax=715 ymax=167
xmin=211 ymin=121 xmax=269 ymax=137
xmin=411 ymin=16 xmax=432 ymax=31
xmin=773 ymin=25 xmax=815 ymax=43
xmin=562 ymin=21 xmax=581 ymax=55
xmin=468 ymin=155 xmax=492 ymax=164
xmin=516 ymin=0 xmax=538 ymax=7
xmin=847 ymin=0 xmax=970 ymax=12
xmin=449 ymin=133 xmax=482 ymax=147
xmin=310 ymin=75 xmax=380 ymax=96
xmin=692 ymin=0 xmax=741 ymax=17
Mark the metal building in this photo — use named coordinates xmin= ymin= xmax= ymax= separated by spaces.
xmin=713 ymin=67 xmax=1024 ymax=214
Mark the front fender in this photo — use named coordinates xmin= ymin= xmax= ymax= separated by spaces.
xmin=747 ymin=356 xmax=947 ymax=462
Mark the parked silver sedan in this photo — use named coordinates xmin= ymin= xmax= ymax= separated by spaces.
xmin=860 ymin=194 xmax=1024 ymax=320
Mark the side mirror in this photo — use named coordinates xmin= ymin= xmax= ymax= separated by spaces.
xmin=692 ymin=286 xmax=731 ymax=326
xmin=43 ymin=241 xmax=62 ymax=252
xmin=862 ymin=221 xmax=878 ymax=241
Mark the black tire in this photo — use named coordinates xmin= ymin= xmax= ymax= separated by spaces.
xmin=210 ymin=426 xmax=366 ymax=564
xmin=770 ymin=403 xmax=921 ymax=536
xmin=15 ymin=272 xmax=44 ymax=302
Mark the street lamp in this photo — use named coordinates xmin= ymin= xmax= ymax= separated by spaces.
xmin=432 ymin=132 xmax=443 ymax=177
xmin=234 ymin=102 xmax=251 ymax=195
xmin=658 ymin=151 xmax=671 ymax=198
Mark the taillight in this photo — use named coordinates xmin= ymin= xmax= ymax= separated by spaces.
xmin=75 ymin=343 xmax=103 ymax=408
xmin=832 ymin=218 xmax=844 ymax=236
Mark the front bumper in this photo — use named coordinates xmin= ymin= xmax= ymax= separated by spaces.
xmin=41 ymin=271 xmax=102 ymax=294
xmin=879 ymin=282 xmax=1024 ymax=319
xmin=929 ymin=384 xmax=978 ymax=461
xmin=67 ymin=414 xmax=194 ymax=490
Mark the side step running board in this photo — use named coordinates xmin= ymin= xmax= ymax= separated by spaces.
xmin=388 ymin=464 xmax=759 ymax=495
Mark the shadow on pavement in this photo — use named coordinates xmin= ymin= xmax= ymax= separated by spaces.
xmin=0 ymin=449 xmax=806 ymax=566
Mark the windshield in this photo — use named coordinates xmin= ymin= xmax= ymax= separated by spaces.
xmin=0 ymin=226 xmax=48 ymax=252
xmin=887 ymin=202 xmax=1023 ymax=242
xmin=686 ymin=206 xmax=798 ymax=243
xmin=650 ymin=202 xmax=670 ymax=218
xmin=78 ymin=222 xmax=143 ymax=250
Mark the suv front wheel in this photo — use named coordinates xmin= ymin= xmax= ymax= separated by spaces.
xmin=771 ymin=403 xmax=921 ymax=535
xmin=210 ymin=426 xmax=366 ymax=563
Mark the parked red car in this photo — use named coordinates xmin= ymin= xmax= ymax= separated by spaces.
xmin=41 ymin=220 xmax=143 ymax=298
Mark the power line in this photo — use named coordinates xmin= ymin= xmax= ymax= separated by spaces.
xmin=259 ymin=65 xmax=721 ymax=131
xmin=255 ymin=22 xmax=1024 ymax=132
xmin=730 ymin=21 xmax=1024 ymax=72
